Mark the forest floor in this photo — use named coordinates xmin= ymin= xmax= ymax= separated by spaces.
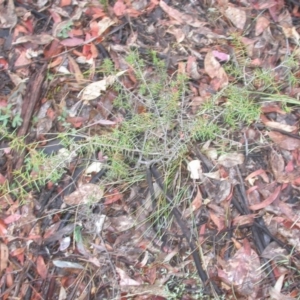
xmin=1 ymin=0 xmax=300 ymax=299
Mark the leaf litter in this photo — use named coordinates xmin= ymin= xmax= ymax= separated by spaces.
xmin=1 ymin=0 xmax=300 ymax=299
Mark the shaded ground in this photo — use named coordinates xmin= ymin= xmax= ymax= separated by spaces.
xmin=1 ymin=0 xmax=300 ymax=299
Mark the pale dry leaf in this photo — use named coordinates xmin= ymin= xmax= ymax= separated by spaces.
xmin=159 ymin=0 xmax=207 ymax=28
xmin=187 ymin=160 xmax=202 ymax=180
xmin=97 ymin=17 xmax=115 ymax=36
xmin=204 ymin=51 xmax=228 ymax=89
xmin=79 ymin=70 xmax=126 ymax=101
xmin=116 ymin=267 xmax=140 ymax=286
xmin=281 ymin=24 xmax=300 ymax=44
xmin=64 ymin=183 xmax=104 ymax=206
xmin=53 ymin=260 xmax=84 ymax=269
xmin=225 ymin=6 xmax=247 ymax=30
xmin=84 ymin=162 xmax=102 ymax=175
xmin=13 ymin=34 xmax=54 ymax=45
xmin=217 ymin=152 xmax=244 ymax=167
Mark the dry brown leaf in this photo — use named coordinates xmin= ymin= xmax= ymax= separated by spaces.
xmin=159 ymin=0 xmax=207 ymax=27
xmin=68 ymin=55 xmax=84 ymax=83
xmin=255 ymin=16 xmax=270 ymax=36
xmin=261 ymin=114 xmax=297 ymax=132
xmin=269 ymin=131 xmax=300 ymax=150
xmin=225 ymin=6 xmax=247 ymax=30
xmin=0 ymin=0 xmax=17 ymax=29
xmin=269 ymin=150 xmax=285 ymax=181
xmin=116 ymin=267 xmax=140 ymax=285
xmin=64 ymin=183 xmax=104 ymax=206
xmin=0 ymin=243 xmax=8 ymax=272
xmin=204 ymin=51 xmax=228 ymax=89
xmin=217 ymin=152 xmax=244 ymax=167
xmin=281 ymin=24 xmax=300 ymax=44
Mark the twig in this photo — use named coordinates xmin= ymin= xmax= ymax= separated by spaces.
xmin=149 ymin=164 xmax=223 ymax=296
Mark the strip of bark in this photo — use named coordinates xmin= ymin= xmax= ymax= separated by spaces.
xmin=13 ymin=63 xmax=47 ymax=172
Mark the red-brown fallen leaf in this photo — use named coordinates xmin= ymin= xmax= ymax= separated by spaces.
xmin=3 ymin=213 xmax=21 ymax=224
xmin=104 ymin=188 xmax=123 ymax=204
xmin=159 ymin=0 xmax=207 ymax=27
xmin=183 ymin=187 xmax=202 ymax=217
xmin=5 ymin=265 xmax=14 ymax=287
xmin=248 ymin=185 xmax=281 ymax=211
xmin=0 ymin=173 xmax=6 ymax=185
xmin=0 ymin=219 xmax=7 ymax=236
xmin=269 ymin=131 xmax=300 ymax=150
xmin=66 ymin=116 xmax=85 ymax=128
xmin=36 ymin=255 xmax=48 ymax=279
xmin=210 ymin=211 xmax=225 ymax=232
xmin=146 ymin=266 xmax=157 ymax=285
xmin=251 ymin=0 xmax=277 ymax=10
xmin=60 ymin=0 xmax=71 ymax=7
xmin=0 ymin=243 xmax=9 ymax=273
xmin=232 ymin=214 xmax=256 ymax=226
xmin=10 ymin=247 xmax=25 ymax=265
xmin=113 ymin=0 xmax=127 ymax=17
xmin=245 ymin=169 xmax=269 ymax=184
xmin=0 ymin=57 xmax=8 ymax=70
xmin=261 ymin=105 xmax=286 ymax=114
xmin=60 ymin=38 xmax=84 ymax=47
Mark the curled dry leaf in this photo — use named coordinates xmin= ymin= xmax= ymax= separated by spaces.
xmin=187 ymin=160 xmax=202 ymax=180
xmin=79 ymin=71 xmax=127 ymax=101
xmin=248 ymin=185 xmax=281 ymax=211
xmin=224 ymin=6 xmax=247 ymax=30
xmin=63 ymin=183 xmax=104 ymax=206
xmin=217 ymin=152 xmax=244 ymax=168
xmin=116 ymin=267 xmax=140 ymax=286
